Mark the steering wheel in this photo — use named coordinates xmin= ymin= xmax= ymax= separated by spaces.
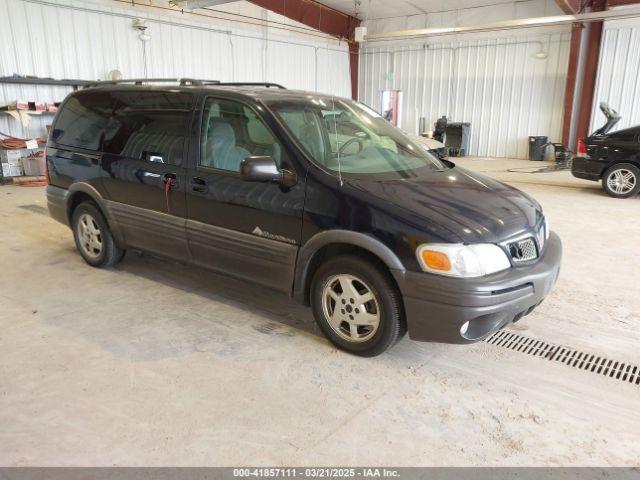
xmin=338 ymin=137 xmax=364 ymax=157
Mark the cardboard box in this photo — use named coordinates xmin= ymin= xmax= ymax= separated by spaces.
xmin=22 ymin=156 xmax=45 ymax=176
xmin=6 ymin=100 xmax=29 ymax=111
xmin=1 ymin=162 xmax=22 ymax=177
xmin=0 ymin=149 xmax=24 ymax=165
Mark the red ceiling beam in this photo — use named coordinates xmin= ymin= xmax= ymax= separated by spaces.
xmin=606 ymin=0 xmax=640 ymax=5
xmin=557 ymin=0 xmax=640 ymax=14
xmin=248 ymin=0 xmax=358 ymax=39
xmin=248 ymin=0 xmax=361 ymax=99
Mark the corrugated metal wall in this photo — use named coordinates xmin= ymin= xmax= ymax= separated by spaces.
xmin=590 ymin=19 xmax=640 ymax=133
xmin=359 ymin=32 xmax=571 ymax=158
xmin=0 ymin=0 xmax=350 ymax=139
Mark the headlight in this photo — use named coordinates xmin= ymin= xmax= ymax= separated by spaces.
xmin=416 ymin=243 xmax=511 ymax=278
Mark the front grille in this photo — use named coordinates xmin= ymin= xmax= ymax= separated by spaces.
xmin=508 ymin=238 xmax=538 ymax=263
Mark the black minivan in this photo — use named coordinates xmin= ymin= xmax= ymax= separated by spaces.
xmin=46 ymin=79 xmax=562 ymax=356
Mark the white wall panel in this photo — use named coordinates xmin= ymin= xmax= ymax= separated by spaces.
xmin=590 ymin=19 xmax=640 ymax=134
xmin=0 ymin=0 xmax=350 ymax=140
xmin=359 ymin=31 xmax=570 ymax=158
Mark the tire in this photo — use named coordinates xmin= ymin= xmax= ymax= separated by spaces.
xmin=602 ymin=163 xmax=640 ymax=199
xmin=310 ymin=254 xmax=406 ymax=356
xmin=71 ymin=202 xmax=125 ymax=268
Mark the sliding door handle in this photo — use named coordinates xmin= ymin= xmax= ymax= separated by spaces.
xmin=191 ymin=176 xmax=208 ymax=193
xmin=163 ymin=172 xmax=178 ymax=188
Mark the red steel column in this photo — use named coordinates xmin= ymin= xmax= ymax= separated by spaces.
xmin=575 ymin=0 xmax=606 ymax=143
xmin=248 ymin=0 xmax=361 ymax=99
xmin=562 ymin=22 xmax=584 ymax=146
xmin=349 ymin=42 xmax=359 ymax=100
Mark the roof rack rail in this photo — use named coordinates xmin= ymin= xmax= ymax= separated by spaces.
xmin=211 ymin=82 xmax=286 ymax=89
xmin=83 ymin=78 xmax=222 ymax=88
xmin=82 ymin=79 xmax=286 ymax=89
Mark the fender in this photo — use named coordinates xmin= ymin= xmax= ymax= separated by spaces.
xmin=292 ymin=230 xmax=406 ymax=303
xmin=601 ymin=158 xmax=640 ymax=178
xmin=66 ymin=182 xmax=126 ymax=247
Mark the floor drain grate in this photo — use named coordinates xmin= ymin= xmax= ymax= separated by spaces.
xmin=485 ymin=330 xmax=640 ymax=386
xmin=19 ymin=204 xmax=48 ymax=215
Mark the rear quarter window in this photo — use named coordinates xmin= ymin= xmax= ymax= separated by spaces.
xmin=51 ymin=91 xmax=113 ymax=151
xmin=102 ymin=91 xmax=193 ymax=166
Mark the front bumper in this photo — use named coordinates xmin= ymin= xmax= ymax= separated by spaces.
xmin=392 ymin=231 xmax=562 ymax=343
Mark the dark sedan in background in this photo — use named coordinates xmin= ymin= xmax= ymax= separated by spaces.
xmin=572 ymin=103 xmax=640 ymax=199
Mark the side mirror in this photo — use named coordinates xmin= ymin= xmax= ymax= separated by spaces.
xmin=240 ymin=156 xmax=280 ymax=182
xmin=240 ymin=156 xmax=296 ymax=188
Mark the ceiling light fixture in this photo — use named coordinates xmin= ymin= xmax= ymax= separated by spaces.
xmin=133 ymin=18 xmax=151 ymax=42
xmin=533 ymin=42 xmax=548 ymax=59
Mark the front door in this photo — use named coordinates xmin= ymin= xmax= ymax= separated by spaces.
xmin=185 ymin=96 xmax=306 ymax=293
xmin=100 ymin=90 xmax=194 ymax=261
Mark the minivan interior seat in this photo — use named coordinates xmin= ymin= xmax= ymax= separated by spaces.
xmin=119 ymin=128 xmax=184 ymax=163
xmin=206 ymin=121 xmax=250 ymax=171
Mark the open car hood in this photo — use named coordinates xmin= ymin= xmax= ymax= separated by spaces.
xmin=592 ymin=102 xmax=622 ymax=136
xmin=409 ymin=135 xmax=445 ymax=151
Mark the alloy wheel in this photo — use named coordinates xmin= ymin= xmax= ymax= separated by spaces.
xmin=76 ymin=213 xmax=103 ymax=259
xmin=321 ymin=274 xmax=381 ymax=343
xmin=607 ymin=169 xmax=637 ymax=195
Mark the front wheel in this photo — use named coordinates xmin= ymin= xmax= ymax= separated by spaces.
xmin=310 ymin=255 xmax=406 ymax=356
xmin=602 ymin=163 xmax=640 ymax=199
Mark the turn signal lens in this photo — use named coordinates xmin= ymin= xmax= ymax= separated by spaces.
xmin=416 ymin=243 xmax=511 ymax=278
xmin=421 ymin=250 xmax=451 ymax=271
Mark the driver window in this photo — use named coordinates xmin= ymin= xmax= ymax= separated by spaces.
xmin=200 ymin=98 xmax=283 ymax=172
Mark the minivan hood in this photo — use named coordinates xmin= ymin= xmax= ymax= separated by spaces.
xmin=347 ymin=166 xmax=541 ymax=243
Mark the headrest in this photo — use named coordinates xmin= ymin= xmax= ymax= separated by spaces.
xmin=210 ymin=121 xmax=236 ymax=145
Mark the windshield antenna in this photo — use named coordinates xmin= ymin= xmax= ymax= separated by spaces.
xmin=331 ymin=95 xmax=344 ymax=186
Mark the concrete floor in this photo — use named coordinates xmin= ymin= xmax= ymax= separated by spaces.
xmin=1 ymin=157 xmax=639 ymax=466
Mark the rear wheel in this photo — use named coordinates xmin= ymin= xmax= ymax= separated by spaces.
xmin=602 ymin=163 xmax=640 ymax=199
xmin=71 ymin=202 xmax=125 ymax=267
xmin=310 ymin=254 xmax=406 ymax=356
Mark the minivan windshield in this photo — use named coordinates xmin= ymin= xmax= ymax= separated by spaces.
xmin=269 ymin=98 xmax=449 ymax=178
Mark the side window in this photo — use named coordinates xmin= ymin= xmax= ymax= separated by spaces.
xmin=274 ymin=108 xmax=326 ymax=163
xmin=51 ymin=91 xmax=112 ymax=151
xmin=200 ymin=98 xmax=283 ymax=172
xmin=102 ymin=91 xmax=192 ymax=166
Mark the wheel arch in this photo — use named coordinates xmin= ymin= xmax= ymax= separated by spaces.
xmin=292 ymin=230 xmax=406 ymax=305
xmin=66 ymin=183 xmax=125 ymax=246
xmin=67 ymin=183 xmax=105 ymax=221
xmin=600 ymin=158 xmax=640 ymax=179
